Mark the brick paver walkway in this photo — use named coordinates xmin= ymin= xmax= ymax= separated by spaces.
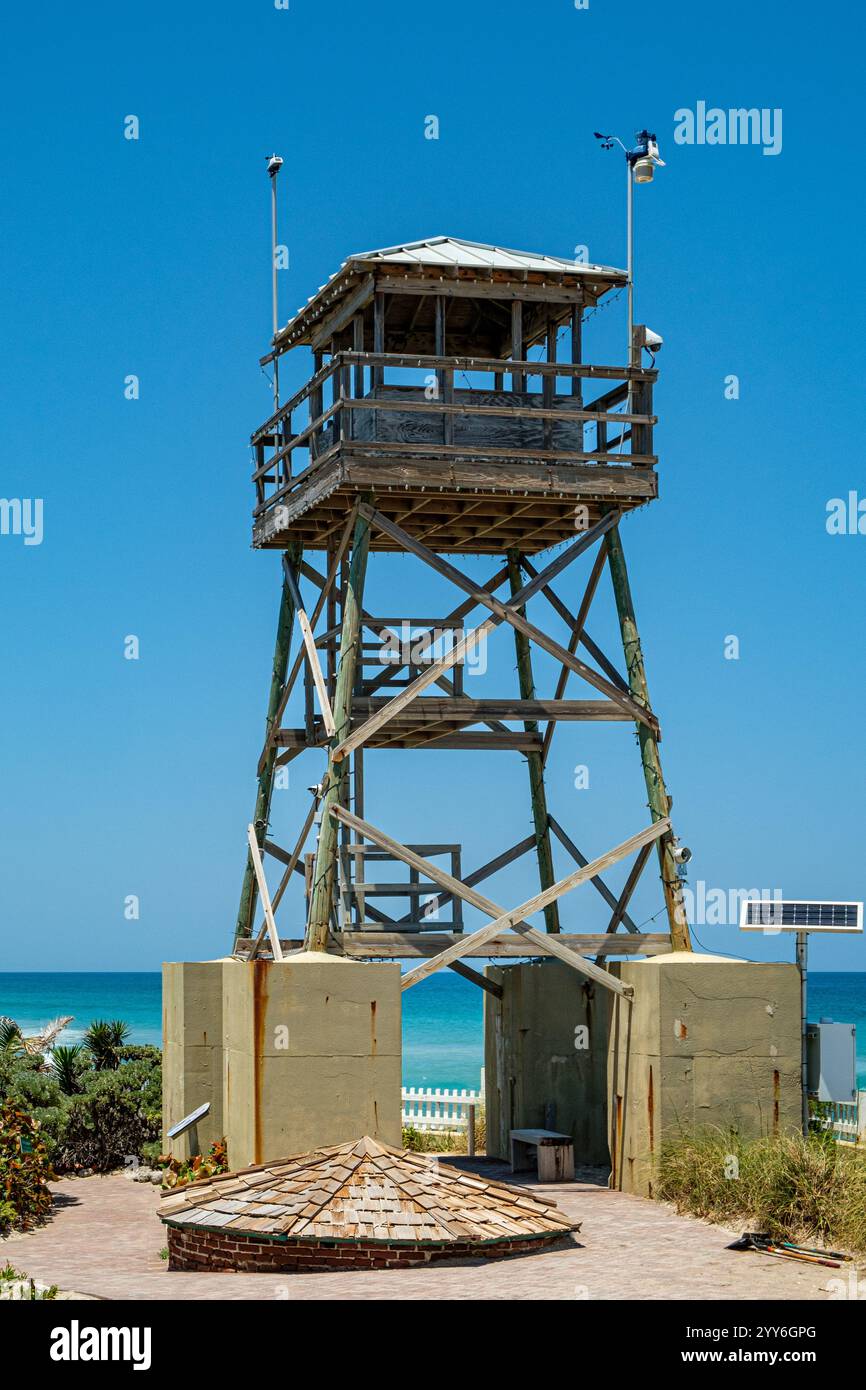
xmin=2 ymin=1163 xmax=850 ymax=1301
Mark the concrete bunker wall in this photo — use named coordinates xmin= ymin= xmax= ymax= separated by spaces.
xmin=163 ymin=957 xmax=402 ymax=1167
xmin=484 ymin=957 xmax=802 ymax=1195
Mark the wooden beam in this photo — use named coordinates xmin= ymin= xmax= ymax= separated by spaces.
xmin=246 ymin=824 xmax=283 ymax=961
xmin=397 ymin=824 xmax=671 ymax=997
xmin=306 ymin=504 xmax=373 ymax=951
xmin=507 ymin=549 xmax=559 ymax=933
xmin=541 ymin=543 xmax=608 ymax=765
xmin=511 ymin=301 xmax=524 ymax=391
xmin=258 ymin=510 xmax=355 ymax=774
xmin=594 ymin=842 xmax=656 ymax=965
xmin=395 ymin=833 xmax=535 ymax=924
xmin=349 ymin=697 xmax=632 ymax=722
xmin=605 ymin=518 xmax=691 ymax=952
xmin=448 ymin=960 xmax=503 ymax=998
xmin=235 ymin=543 xmax=300 ymax=940
xmin=282 ymin=559 xmax=336 ymax=738
xmin=274 ymin=728 xmax=547 ymax=752
xmin=308 ymin=274 xmax=375 ymax=353
xmin=523 ymin=562 xmax=628 ymax=693
xmin=331 ymin=511 xmax=647 ymax=761
xmin=233 ymin=931 xmax=673 ymax=960
xmin=331 ymin=805 xmax=669 ymax=996
xmin=376 ymin=276 xmax=588 ymax=305
xmin=355 ymin=506 xmax=652 ymax=727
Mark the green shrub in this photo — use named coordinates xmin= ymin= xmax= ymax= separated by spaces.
xmin=402 ymin=1125 xmax=465 ymax=1154
xmin=53 ymin=1056 xmax=161 ymax=1174
xmin=0 ymin=1102 xmax=56 ymax=1233
xmin=657 ymin=1128 xmax=866 ymax=1255
xmin=0 ymin=1019 xmax=162 ymax=1175
xmin=0 ymin=1057 xmax=68 ymax=1160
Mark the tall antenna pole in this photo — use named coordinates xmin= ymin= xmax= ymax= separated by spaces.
xmin=266 ymin=154 xmax=284 ymax=412
xmin=626 ymin=156 xmax=634 ymax=370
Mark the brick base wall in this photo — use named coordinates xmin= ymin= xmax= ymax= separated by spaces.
xmin=167 ymin=1224 xmax=570 ymax=1272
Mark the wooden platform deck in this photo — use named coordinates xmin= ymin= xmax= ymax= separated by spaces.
xmin=251 ymin=352 xmax=658 ymax=553
xmin=254 ymin=450 xmax=658 ymax=552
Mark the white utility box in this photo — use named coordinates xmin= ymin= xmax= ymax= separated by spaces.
xmin=806 ymin=1019 xmax=857 ymax=1102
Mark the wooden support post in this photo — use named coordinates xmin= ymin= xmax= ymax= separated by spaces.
xmin=235 ymin=542 xmax=300 ymax=940
xmin=305 ymin=503 xmax=373 ymax=951
xmin=507 ymin=549 xmax=559 ymax=934
xmin=352 ymin=313 xmax=364 ymax=440
xmin=511 ymin=301 xmax=524 ymax=391
xmin=435 ymin=296 xmax=454 ymax=445
xmin=543 ymin=318 xmax=556 ymax=451
xmin=571 ymin=305 xmax=584 ymax=452
xmin=311 ymin=351 xmax=323 ymax=457
xmin=604 ymin=518 xmax=692 ymax=951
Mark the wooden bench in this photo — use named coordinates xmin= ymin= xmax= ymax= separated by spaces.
xmin=510 ymin=1128 xmax=575 ymax=1183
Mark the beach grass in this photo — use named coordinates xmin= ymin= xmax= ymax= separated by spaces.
xmin=657 ymin=1128 xmax=866 ymax=1255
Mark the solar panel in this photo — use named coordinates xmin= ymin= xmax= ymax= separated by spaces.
xmin=739 ymin=900 xmax=863 ymax=933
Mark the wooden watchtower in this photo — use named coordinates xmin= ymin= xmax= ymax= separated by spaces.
xmin=234 ymin=235 xmax=691 ymax=983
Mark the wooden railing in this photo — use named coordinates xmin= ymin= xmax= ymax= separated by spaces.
xmin=251 ymin=351 xmax=657 ymax=519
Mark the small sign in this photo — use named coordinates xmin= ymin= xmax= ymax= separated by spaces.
xmin=167 ymin=1101 xmax=210 ymax=1141
xmin=20 ymin=1137 xmax=33 ymax=1154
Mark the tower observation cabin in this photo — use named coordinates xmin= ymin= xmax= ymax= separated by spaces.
xmin=252 ymin=236 xmax=657 ymax=553
xmin=237 ymin=235 xmax=691 ymax=977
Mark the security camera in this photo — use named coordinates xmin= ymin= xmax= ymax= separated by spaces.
xmin=266 ymin=153 xmax=283 ymax=178
xmin=307 ymin=782 xmax=325 ymax=798
xmin=643 ymin=327 xmax=663 ymax=353
xmin=671 ymin=842 xmax=692 ymax=865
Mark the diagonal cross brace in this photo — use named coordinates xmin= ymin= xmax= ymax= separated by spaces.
xmin=331 ymin=804 xmax=670 ymax=998
xmin=282 ymin=559 xmax=337 ymax=738
xmin=331 ymin=510 xmax=654 ymax=763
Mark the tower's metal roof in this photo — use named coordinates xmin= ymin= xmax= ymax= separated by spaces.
xmin=267 ymin=235 xmax=626 ymax=358
xmin=345 ymin=235 xmax=622 ymax=276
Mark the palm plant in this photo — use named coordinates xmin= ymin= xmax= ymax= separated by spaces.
xmin=0 ymin=1019 xmax=25 ymax=1060
xmin=82 ymin=1019 xmax=130 ymax=1071
xmin=50 ymin=1044 xmax=86 ymax=1096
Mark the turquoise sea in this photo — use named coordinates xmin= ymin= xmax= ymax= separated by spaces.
xmin=2 ymin=971 xmax=865 ymax=1091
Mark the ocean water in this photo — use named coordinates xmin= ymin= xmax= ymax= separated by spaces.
xmin=2 ymin=971 xmax=864 ymax=1092
xmin=0 ymin=970 xmax=483 ymax=1091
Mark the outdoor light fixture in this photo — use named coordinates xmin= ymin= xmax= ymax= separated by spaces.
xmin=594 ymin=127 xmax=665 ymax=383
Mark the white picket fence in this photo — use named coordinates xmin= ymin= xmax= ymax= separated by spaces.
xmin=402 ymin=1086 xmax=481 ymax=1156
xmin=824 ymin=1091 xmax=866 ymax=1145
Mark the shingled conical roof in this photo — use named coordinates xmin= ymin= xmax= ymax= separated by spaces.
xmin=160 ymin=1136 xmax=576 ymax=1248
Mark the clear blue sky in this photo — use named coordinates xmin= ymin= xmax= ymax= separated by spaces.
xmin=1 ymin=0 xmax=864 ymax=972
